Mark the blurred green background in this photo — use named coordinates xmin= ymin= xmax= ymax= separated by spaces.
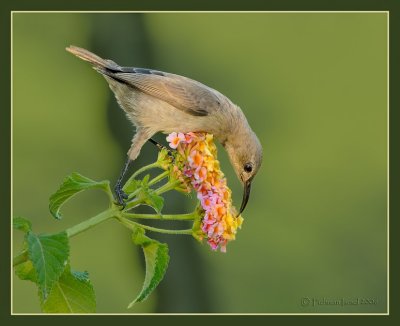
xmin=12 ymin=13 xmax=387 ymax=313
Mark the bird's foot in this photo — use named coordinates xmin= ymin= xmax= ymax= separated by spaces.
xmin=114 ymin=183 xmax=128 ymax=209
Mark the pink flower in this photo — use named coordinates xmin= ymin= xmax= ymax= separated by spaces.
xmin=184 ymin=132 xmax=196 ymax=143
xmin=194 ymin=166 xmax=207 ymax=182
xmin=188 ymin=150 xmax=203 ymax=168
xmin=200 ymin=192 xmax=219 ymax=210
xmin=166 ymin=131 xmax=244 ymax=252
xmin=203 ymin=211 xmax=216 ymax=225
xmin=208 ymin=239 xmax=219 ymax=251
xmin=183 ymin=166 xmax=194 ymax=178
xmin=166 ymin=132 xmax=185 ymax=149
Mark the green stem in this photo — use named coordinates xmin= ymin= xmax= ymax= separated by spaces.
xmin=126 ymin=170 xmax=169 ymax=201
xmin=148 ymin=170 xmax=169 ymax=187
xmin=155 ymin=180 xmax=181 ymax=195
xmin=123 ymin=162 xmax=161 ymax=191
xmin=138 ymin=224 xmax=192 ymax=235
xmin=66 ymin=207 xmax=119 ymax=238
xmin=122 ymin=211 xmax=197 ymax=221
xmin=117 ymin=216 xmax=192 ymax=235
xmin=124 ymin=198 xmax=143 ymax=211
xmin=127 ymin=188 xmax=141 ymax=201
xmin=124 ymin=178 xmax=179 ymax=211
xmin=13 ymin=207 xmax=120 ymax=267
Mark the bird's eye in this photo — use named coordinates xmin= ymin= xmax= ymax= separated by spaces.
xmin=244 ymin=163 xmax=253 ymax=173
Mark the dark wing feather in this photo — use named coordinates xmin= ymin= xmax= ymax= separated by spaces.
xmin=104 ymin=69 xmax=221 ymax=116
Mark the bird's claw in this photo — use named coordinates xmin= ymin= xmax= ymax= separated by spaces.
xmin=114 ymin=183 xmax=128 ymax=209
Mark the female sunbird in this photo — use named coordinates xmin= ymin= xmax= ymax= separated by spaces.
xmin=66 ymin=46 xmax=262 ymax=214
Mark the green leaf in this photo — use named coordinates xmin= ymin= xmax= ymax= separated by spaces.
xmin=156 ymin=148 xmax=174 ymax=170
xmin=13 ymin=217 xmax=32 ymax=233
xmin=27 ymin=231 xmax=69 ymax=299
xmin=134 ymin=177 xmax=164 ymax=214
xmin=128 ymin=232 xmax=170 ymax=308
xmin=49 ymin=172 xmax=111 ymax=220
xmin=123 ymin=179 xmax=141 ymax=194
xmin=191 ymin=218 xmax=204 ymax=243
xmin=144 ymin=191 xmax=164 ymax=214
xmin=41 ymin=266 xmax=96 ymax=313
xmin=142 ymin=174 xmax=150 ymax=185
xmin=131 ymin=226 xmax=152 ymax=246
xmin=72 ymin=270 xmax=90 ymax=282
xmin=124 ymin=173 xmax=164 ymax=213
xmin=15 ymin=260 xmax=37 ymax=283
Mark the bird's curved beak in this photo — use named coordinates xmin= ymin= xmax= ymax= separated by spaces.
xmin=238 ymin=180 xmax=252 ymax=216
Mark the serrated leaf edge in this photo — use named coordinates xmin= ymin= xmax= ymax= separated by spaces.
xmin=128 ymin=242 xmax=169 ymax=308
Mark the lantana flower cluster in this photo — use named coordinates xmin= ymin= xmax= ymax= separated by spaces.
xmin=166 ymin=132 xmax=243 ymax=252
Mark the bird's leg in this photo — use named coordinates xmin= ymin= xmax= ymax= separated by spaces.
xmin=148 ymin=138 xmax=175 ymax=161
xmin=114 ymin=157 xmax=131 ymax=207
xmin=148 ymin=138 xmax=165 ymax=151
xmin=114 ymin=129 xmax=153 ymax=208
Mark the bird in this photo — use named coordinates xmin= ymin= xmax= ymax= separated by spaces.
xmin=66 ymin=45 xmax=263 ymax=215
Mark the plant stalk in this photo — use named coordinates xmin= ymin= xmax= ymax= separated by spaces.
xmin=13 ymin=207 xmax=120 ymax=267
xmin=123 ymin=162 xmax=161 ymax=191
xmin=66 ymin=207 xmax=119 ymax=238
xmin=155 ymin=180 xmax=181 ymax=195
xmin=122 ymin=211 xmax=197 ymax=221
xmin=117 ymin=216 xmax=192 ymax=235
xmin=148 ymin=170 xmax=169 ymax=187
xmin=126 ymin=170 xmax=169 ymax=201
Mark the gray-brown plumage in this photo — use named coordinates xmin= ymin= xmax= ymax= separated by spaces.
xmin=66 ymin=45 xmax=262 ymax=214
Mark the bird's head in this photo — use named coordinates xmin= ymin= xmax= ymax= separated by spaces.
xmin=224 ymin=129 xmax=263 ymax=215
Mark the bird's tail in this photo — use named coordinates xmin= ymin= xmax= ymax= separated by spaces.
xmin=66 ymin=45 xmax=121 ymax=72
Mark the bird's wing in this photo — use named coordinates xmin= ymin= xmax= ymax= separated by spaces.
xmin=104 ymin=68 xmax=221 ymax=116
